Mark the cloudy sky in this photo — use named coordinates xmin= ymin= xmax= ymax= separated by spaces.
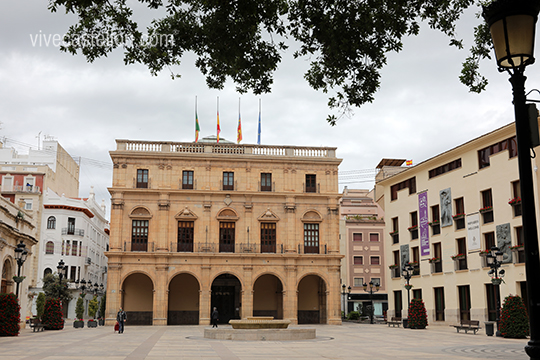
xmin=1 ymin=2 xmax=538 ymax=218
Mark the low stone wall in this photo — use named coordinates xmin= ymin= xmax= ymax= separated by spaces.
xmin=204 ymin=328 xmax=316 ymax=341
xmin=229 ymin=317 xmax=291 ymax=329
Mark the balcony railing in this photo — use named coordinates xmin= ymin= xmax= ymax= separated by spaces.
xmin=124 ymin=242 xmax=155 ymax=252
xmin=1 ymin=184 xmax=41 ymax=194
xmin=62 ymin=228 xmax=85 ymax=236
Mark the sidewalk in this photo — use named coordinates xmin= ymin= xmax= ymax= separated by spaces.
xmin=0 ymin=322 xmax=529 ymax=359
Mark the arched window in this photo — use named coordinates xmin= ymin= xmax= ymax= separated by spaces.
xmin=44 ymin=268 xmax=52 ymax=277
xmin=45 ymin=241 xmax=54 ymax=255
xmin=47 ymin=216 xmax=56 ymax=229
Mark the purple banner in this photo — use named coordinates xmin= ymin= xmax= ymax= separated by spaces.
xmin=419 ymin=192 xmax=430 ymax=256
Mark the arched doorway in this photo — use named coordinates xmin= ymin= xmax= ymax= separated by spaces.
xmin=297 ymin=275 xmax=327 ymax=324
xmin=168 ymin=273 xmax=200 ymax=325
xmin=1 ymin=259 xmax=13 ymax=294
xmin=253 ymin=274 xmax=283 ymax=319
xmin=122 ymin=273 xmax=153 ymax=325
xmin=211 ymin=274 xmax=241 ymax=324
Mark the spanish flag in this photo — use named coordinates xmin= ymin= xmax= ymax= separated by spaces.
xmin=237 ymin=98 xmax=242 ymax=144
xmin=406 ymin=160 xmax=413 ymax=166
xmin=195 ymin=97 xmax=200 ymax=142
xmin=217 ymin=97 xmax=220 ymax=143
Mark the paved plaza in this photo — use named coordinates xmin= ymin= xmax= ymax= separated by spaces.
xmin=0 ymin=322 xmax=529 ymax=360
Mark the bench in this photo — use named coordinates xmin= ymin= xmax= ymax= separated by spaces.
xmin=452 ymin=319 xmax=481 ymax=334
xmin=387 ymin=317 xmax=402 ymax=327
xmin=29 ymin=318 xmax=45 ymax=332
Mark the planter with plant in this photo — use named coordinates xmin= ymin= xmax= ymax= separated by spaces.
xmin=87 ymin=295 xmax=99 ymax=327
xmin=451 ymin=253 xmax=465 ymax=260
xmin=74 ymin=295 xmax=85 ymax=328
xmin=428 ymin=220 xmax=440 ymax=226
xmin=500 ymin=295 xmax=529 ymax=338
xmin=388 ymin=264 xmax=398 ymax=269
xmin=0 ymin=293 xmax=21 ymax=336
xmin=36 ymin=292 xmax=45 ymax=321
xmin=42 ymin=298 xmax=64 ymax=330
xmin=98 ymin=294 xmax=106 ymax=326
xmin=428 ymin=257 xmax=440 ymax=263
xmin=508 ymin=197 xmax=521 ymax=205
xmin=407 ymin=299 xmax=428 ymax=329
xmin=452 ymin=213 xmax=465 ymax=219
xmin=479 ymin=206 xmax=493 ymax=213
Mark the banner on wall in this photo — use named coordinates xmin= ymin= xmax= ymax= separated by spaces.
xmin=419 ymin=191 xmax=430 ymax=256
xmin=466 ymin=213 xmax=481 ymax=251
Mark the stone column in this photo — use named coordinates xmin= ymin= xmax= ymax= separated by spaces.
xmin=105 ymin=262 xmax=122 ymax=326
xmin=283 ymin=264 xmax=298 ymax=324
xmin=200 ymin=264 xmax=211 ymax=325
xmin=327 ymin=264 xmax=342 ymax=325
xmin=153 ymin=264 xmax=168 ymax=325
xmin=157 ymin=193 xmax=170 ymax=252
xmin=242 ymin=265 xmax=253 ymax=319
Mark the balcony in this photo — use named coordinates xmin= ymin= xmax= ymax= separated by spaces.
xmin=62 ymin=228 xmax=85 ymax=236
xmin=124 ymin=242 xmax=155 ymax=252
xmin=1 ymin=184 xmax=41 ymax=194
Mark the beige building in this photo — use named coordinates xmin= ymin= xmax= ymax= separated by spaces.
xmin=105 ymin=137 xmax=343 ymax=326
xmin=375 ymin=123 xmax=535 ymax=325
xmin=339 ymin=188 xmax=387 ymax=317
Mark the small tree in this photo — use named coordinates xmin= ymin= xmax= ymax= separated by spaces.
xmin=99 ymin=293 xmax=106 ymax=319
xmin=0 ymin=293 xmax=21 ymax=336
xmin=347 ymin=311 xmax=360 ymax=320
xmin=408 ymin=299 xmax=428 ymax=329
xmin=36 ymin=292 xmax=46 ymax=320
xmin=42 ymin=298 xmax=64 ymax=330
xmin=42 ymin=273 xmax=72 ymax=305
xmin=500 ymin=295 xmax=529 ymax=339
xmin=75 ymin=295 xmax=85 ymax=320
xmin=88 ymin=296 xmax=99 ymax=319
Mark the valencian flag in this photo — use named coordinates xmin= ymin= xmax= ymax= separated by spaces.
xmin=406 ymin=160 xmax=413 ymax=166
xmin=217 ymin=97 xmax=221 ymax=143
xmin=195 ymin=97 xmax=200 ymax=142
xmin=257 ymin=99 xmax=261 ymax=145
xmin=237 ymin=98 xmax=243 ymax=143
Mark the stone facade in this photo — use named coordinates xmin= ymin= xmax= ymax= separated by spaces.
xmin=105 ymin=139 xmax=343 ymax=326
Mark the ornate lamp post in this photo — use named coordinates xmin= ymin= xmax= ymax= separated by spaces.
xmin=13 ymin=241 xmax=28 ymax=298
xmin=486 ymin=246 xmax=505 ymax=337
xmin=483 ymin=1 xmax=540 ymax=357
xmin=362 ymin=281 xmax=380 ymax=324
xmin=402 ymin=263 xmax=414 ymax=307
xmin=341 ymin=284 xmax=351 ymax=319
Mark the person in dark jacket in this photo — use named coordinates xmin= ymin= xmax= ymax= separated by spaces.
xmin=117 ymin=307 xmax=127 ymax=334
xmin=211 ymin=307 xmax=219 ymax=328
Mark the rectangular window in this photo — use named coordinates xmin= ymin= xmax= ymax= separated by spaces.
xmin=219 ymin=222 xmax=235 ymax=252
xmin=390 ymin=177 xmax=416 ymax=201
xmin=484 ymin=232 xmax=496 ymax=250
xmin=431 ymin=205 xmax=441 ymax=236
xmin=305 ymin=174 xmax=317 ymax=193
xmin=132 ymin=220 xmax=149 ymax=251
xmin=454 ymin=197 xmax=465 ymax=230
xmin=182 ymin=170 xmax=194 ymax=189
xmin=515 ymin=226 xmax=525 ymax=263
xmin=413 ymin=289 xmax=422 ymax=300
xmin=353 ymin=278 xmax=364 ymax=287
xmin=433 ymin=242 xmax=442 ymax=273
xmin=392 ymin=250 xmax=401 ymax=278
xmin=353 ymin=233 xmax=362 ymax=241
xmin=304 ymin=223 xmax=319 ymax=254
xmin=65 ymin=240 xmax=71 ymax=256
xmin=223 ymin=172 xmax=234 ymax=190
xmin=434 ymin=287 xmax=445 ymax=321
xmin=370 ymin=256 xmax=380 ymax=265
xmin=261 ymin=173 xmax=272 ymax=192
xmin=428 ymin=158 xmax=462 ymax=179
xmin=369 ymin=233 xmax=379 ymax=242
xmin=512 ymin=180 xmax=522 ymax=217
xmin=371 ymin=278 xmax=381 ymax=286
xmin=354 ymin=256 xmax=363 ymax=265
xmin=394 ymin=291 xmax=403 ymax=319
xmin=261 ymin=223 xmax=276 ymax=253
xmin=486 ymin=284 xmax=497 ymax=321
xmin=458 ymin=285 xmax=471 ymax=321
xmin=72 ymin=241 xmax=78 ymax=256
xmin=481 ymin=189 xmax=494 ymax=224
xmin=24 ymin=199 xmax=33 ymax=210
xmin=411 ymin=246 xmax=420 ymax=275
xmin=392 ymin=217 xmax=399 ymax=244
xmin=70 ymin=266 xmax=76 ymax=281
xmin=478 ymin=136 xmax=518 ymax=169
xmin=456 ymin=237 xmax=468 ymax=270
xmin=177 ymin=221 xmax=194 ymax=252
xmin=410 ymin=211 xmax=418 ymax=240
xmin=137 ymin=169 xmax=149 ymax=188
xmin=68 ymin=218 xmax=75 ymax=235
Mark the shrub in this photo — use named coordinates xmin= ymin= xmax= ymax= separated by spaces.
xmin=0 ymin=293 xmax=21 ymax=336
xmin=408 ymin=299 xmax=428 ymax=329
xmin=36 ymin=292 xmax=46 ymax=320
xmin=347 ymin=311 xmax=360 ymax=320
xmin=88 ymin=296 xmax=99 ymax=319
xmin=99 ymin=293 xmax=106 ymax=318
xmin=500 ymin=295 xmax=529 ymax=338
xmin=75 ymin=295 xmax=85 ymax=320
xmin=42 ymin=298 xmax=64 ymax=330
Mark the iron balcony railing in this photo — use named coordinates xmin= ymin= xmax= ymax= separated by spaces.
xmin=124 ymin=242 xmax=155 ymax=252
xmin=62 ymin=228 xmax=85 ymax=236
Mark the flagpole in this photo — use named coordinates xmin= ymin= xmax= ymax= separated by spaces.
xmin=195 ymin=96 xmax=200 ymax=143
xmin=257 ymin=99 xmax=261 ymax=145
xmin=237 ymin=97 xmax=242 ymax=144
xmin=217 ymin=96 xmax=220 ymax=144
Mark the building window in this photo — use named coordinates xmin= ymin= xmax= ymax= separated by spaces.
xmin=137 ymin=169 xmax=149 ymax=188
xmin=24 ymin=199 xmax=33 ymax=210
xmin=410 ymin=211 xmax=418 ymax=240
xmin=72 ymin=241 xmax=78 ymax=256
xmin=305 ymin=174 xmax=317 ymax=193
xmin=353 ymin=233 xmax=362 ymax=241
xmin=411 ymin=246 xmax=420 ymax=275
xmin=431 ymin=205 xmax=440 ymax=235
xmin=434 ymin=287 xmax=445 ymax=321
xmin=353 ymin=278 xmax=364 ymax=287
xmin=458 ymin=285 xmax=471 ymax=321
xmin=219 ymin=222 xmax=235 ymax=252
xmin=261 ymin=223 xmax=276 ymax=253
xmin=370 ymin=256 xmax=380 ymax=265
xmin=353 ymin=256 xmax=363 ymax=265
xmin=132 ymin=220 xmax=149 ymax=251
xmin=45 ymin=241 xmax=54 ymax=255
xmin=223 ymin=172 xmax=234 ymax=191
xmin=392 ymin=217 xmax=399 ymax=244
xmin=486 ymin=284 xmax=498 ymax=321
xmin=432 ymin=243 xmax=442 ymax=273
xmin=454 ymin=197 xmax=465 ymax=230
xmin=47 ymin=216 xmax=56 ymax=229
xmin=515 ymin=226 xmax=525 ymax=263
xmin=413 ymin=289 xmax=422 ymax=300
xmin=371 ymin=278 xmax=381 ymax=286
xmin=44 ymin=268 xmax=52 ymax=277
xmin=369 ymin=233 xmax=379 ymax=242
xmin=177 ymin=221 xmax=194 ymax=252
xmin=394 ymin=291 xmax=403 ymax=319
xmin=478 ymin=136 xmax=518 ymax=169
xmin=261 ymin=173 xmax=272 ymax=192
xmin=303 ymin=223 xmax=319 ymax=253
xmin=24 ymin=177 xmax=35 ymax=191
xmin=481 ymin=189 xmax=494 ymax=224
xmin=456 ymin=237 xmax=468 ymax=270
xmin=65 ymin=240 xmax=71 ymax=256
xmin=70 ymin=266 xmax=77 ymax=281
xmin=67 ymin=217 xmax=75 ymax=235
xmin=428 ymin=158 xmax=462 ymax=179
xmin=512 ymin=180 xmax=522 ymax=217
xmin=390 ymin=177 xmax=416 ymax=201
xmin=392 ymin=250 xmax=401 ymax=278
xmin=182 ymin=171 xmax=194 ymax=189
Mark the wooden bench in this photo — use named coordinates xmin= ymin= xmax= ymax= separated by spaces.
xmin=387 ymin=317 xmax=402 ymax=327
xmin=452 ymin=319 xmax=481 ymax=334
xmin=29 ymin=318 xmax=45 ymax=332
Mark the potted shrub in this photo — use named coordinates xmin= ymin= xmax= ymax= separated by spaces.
xmin=36 ymin=292 xmax=46 ymax=321
xmin=87 ymin=296 xmax=99 ymax=328
xmin=500 ymin=295 xmax=529 ymax=338
xmin=408 ymin=299 xmax=428 ymax=329
xmin=42 ymin=298 xmax=64 ymax=330
xmin=74 ymin=295 xmax=85 ymax=328
xmin=0 ymin=293 xmax=21 ymax=336
xmin=98 ymin=294 xmax=106 ymax=326
xmin=87 ymin=319 xmax=98 ymax=328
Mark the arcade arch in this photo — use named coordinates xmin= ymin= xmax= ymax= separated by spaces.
xmin=168 ymin=273 xmax=200 ymax=325
xmin=297 ymin=274 xmax=327 ymax=324
xmin=122 ymin=273 xmax=153 ymax=325
xmin=253 ymin=274 xmax=283 ymax=319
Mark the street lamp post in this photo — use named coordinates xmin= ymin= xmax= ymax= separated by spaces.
xmin=486 ymin=246 xmax=505 ymax=337
xmin=483 ymin=1 xmax=540 ymax=358
xmin=14 ymin=241 xmax=28 ymax=298
xmin=362 ymin=281 xmax=380 ymax=324
xmin=341 ymin=284 xmax=351 ymax=319
xmin=402 ymin=263 xmax=414 ymax=307
xmin=56 ymin=259 xmax=67 ymax=299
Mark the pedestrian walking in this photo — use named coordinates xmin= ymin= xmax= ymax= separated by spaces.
xmin=117 ymin=307 xmax=127 ymax=334
xmin=211 ymin=307 xmax=219 ymax=328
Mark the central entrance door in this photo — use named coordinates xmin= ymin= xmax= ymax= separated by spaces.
xmin=211 ymin=274 xmax=241 ymax=324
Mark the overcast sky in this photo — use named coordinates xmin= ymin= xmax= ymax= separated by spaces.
xmin=2 ymin=2 xmax=538 ymax=219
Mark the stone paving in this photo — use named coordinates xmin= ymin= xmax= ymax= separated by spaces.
xmin=0 ymin=322 xmax=529 ymax=360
